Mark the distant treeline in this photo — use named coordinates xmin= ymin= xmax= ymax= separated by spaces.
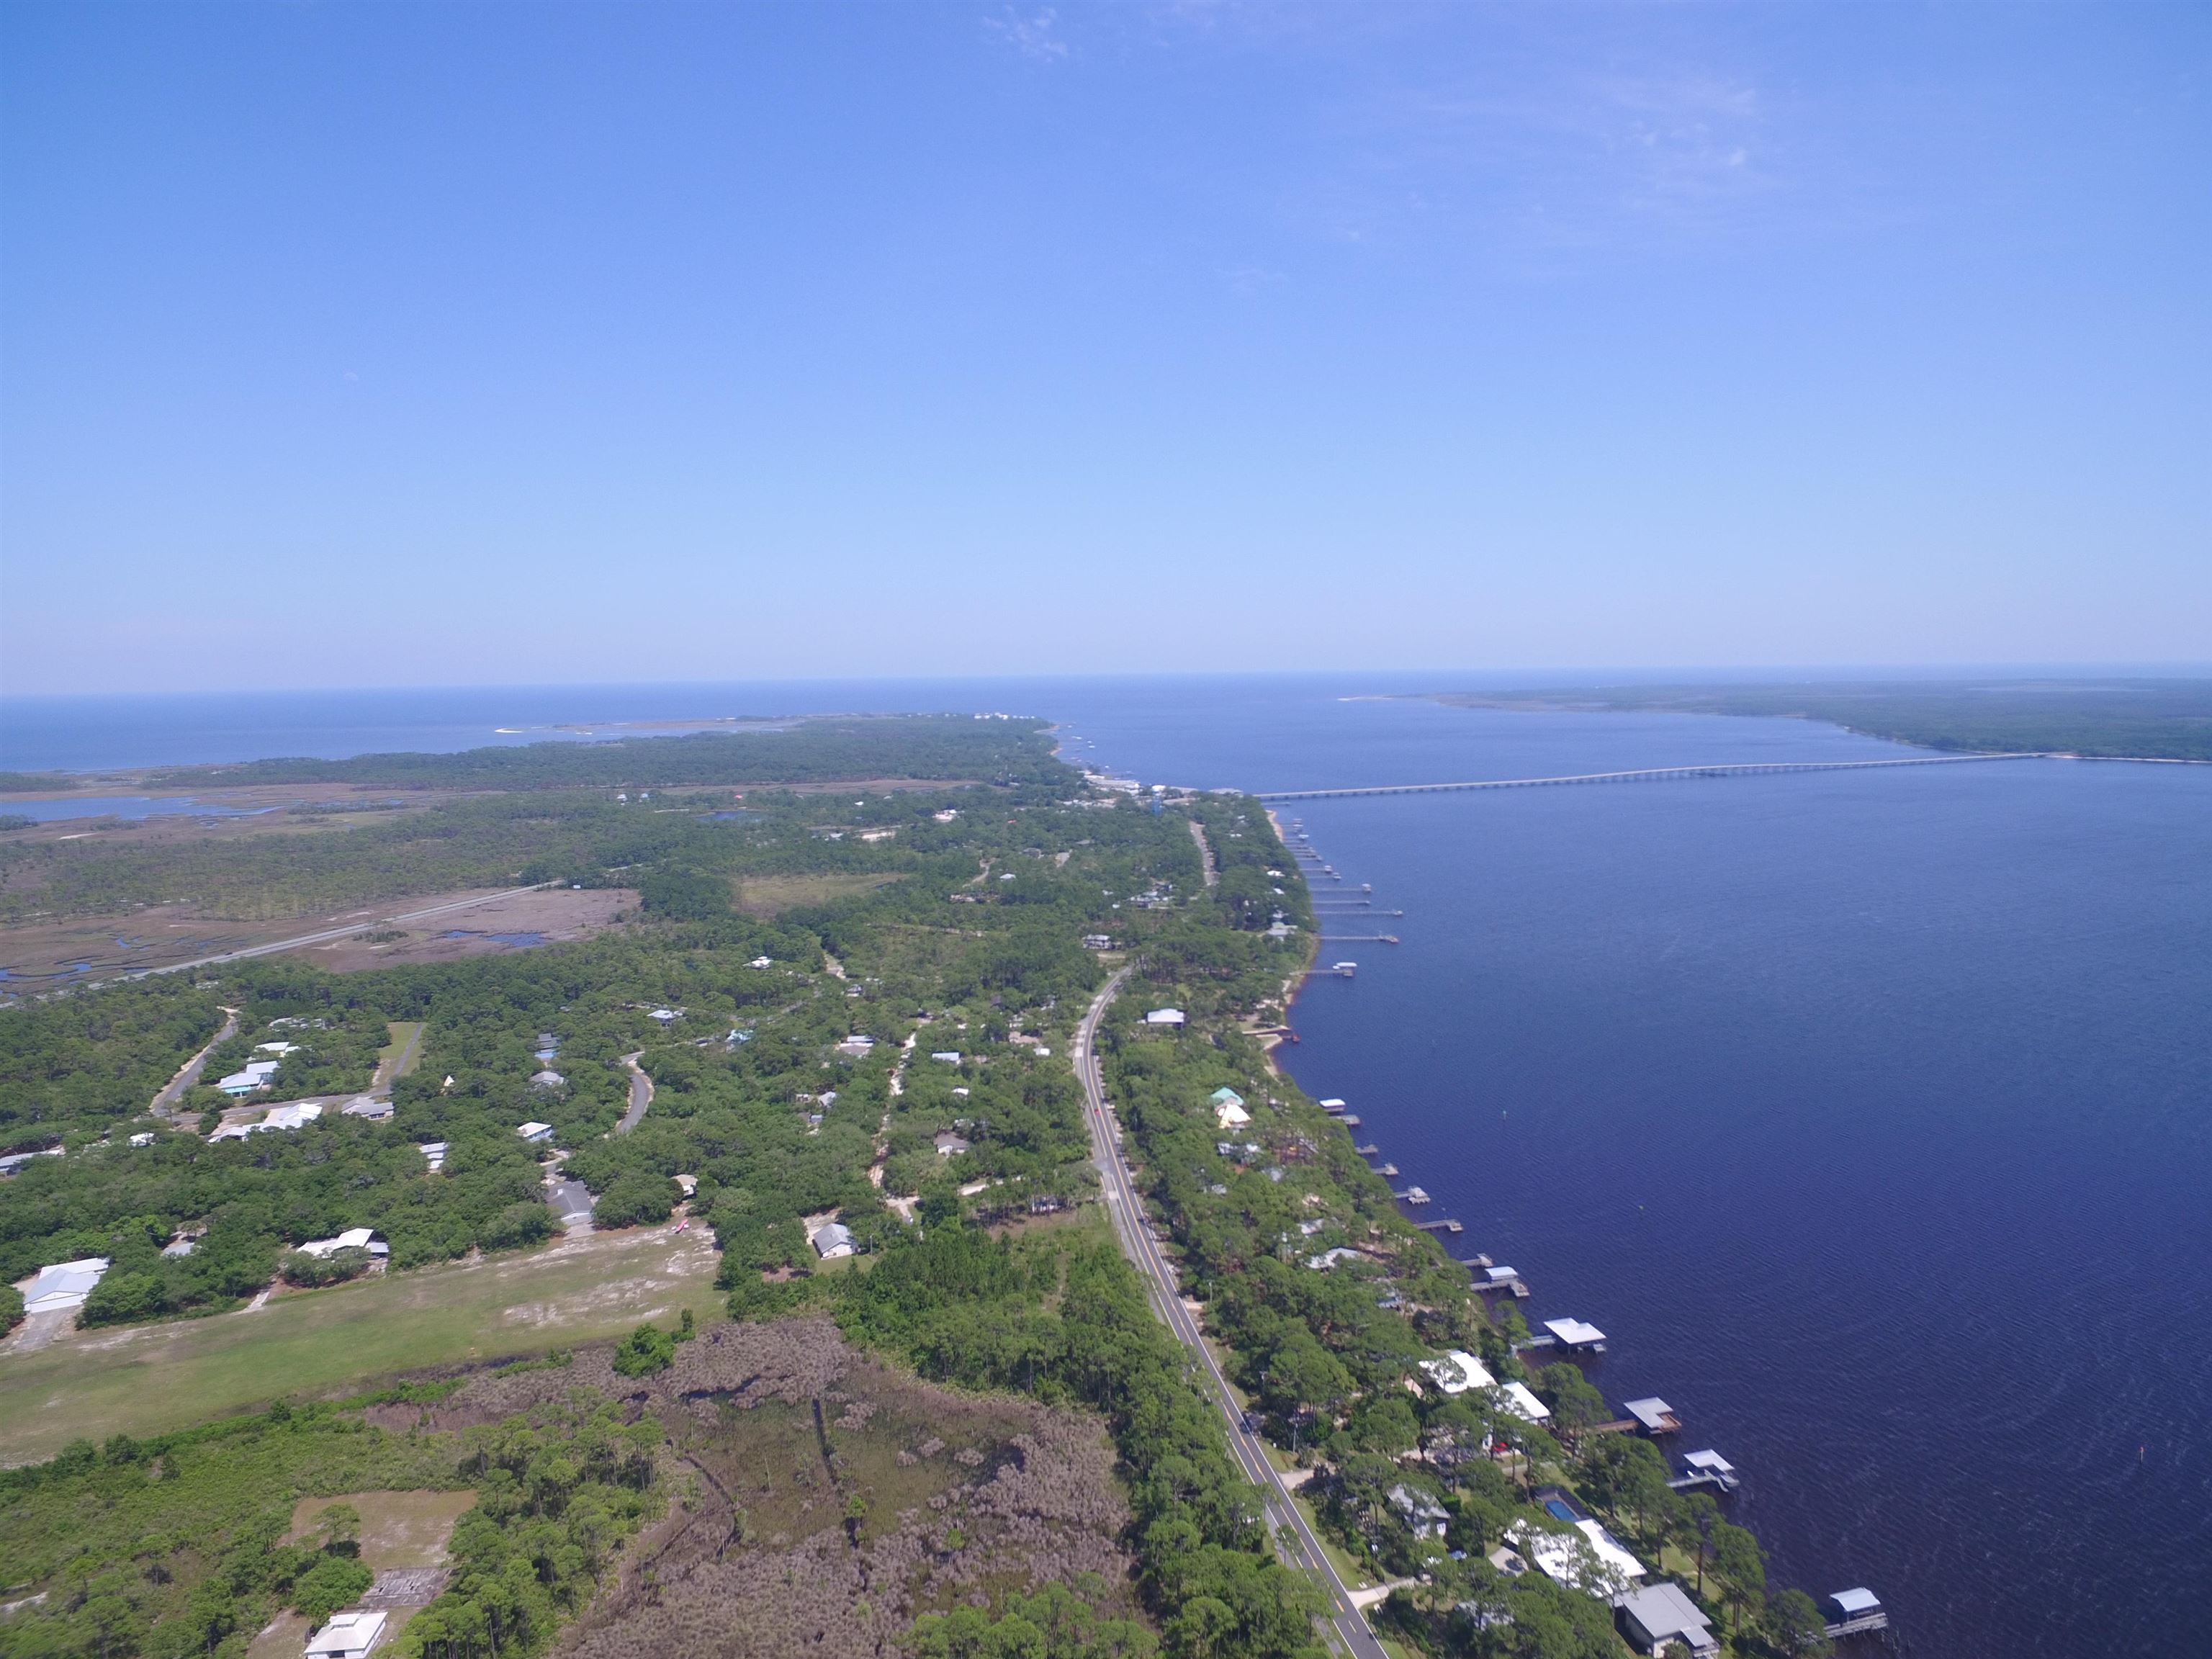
xmin=141 ymin=715 xmax=1061 ymax=791
xmin=1435 ymin=678 xmax=2212 ymax=761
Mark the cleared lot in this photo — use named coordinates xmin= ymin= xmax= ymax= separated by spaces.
xmin=0 ymin=1222 xmax=721 ymax=1464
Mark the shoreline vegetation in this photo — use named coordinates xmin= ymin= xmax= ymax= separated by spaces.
xmin=1420 ymin=678 xmax=2212 ymax=763
xmin=2 ymin=714 xmax=1834 ymax=1658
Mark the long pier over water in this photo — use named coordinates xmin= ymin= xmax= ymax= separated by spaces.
xmin=1251 ymin=751 xmax=2039 ymax=804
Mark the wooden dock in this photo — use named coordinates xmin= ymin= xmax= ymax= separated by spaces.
xmin=1411 ymin=1218 xmax=1462 ymax=1233
xmin=1823 ymin=1612 xmax=1890 ymax=1638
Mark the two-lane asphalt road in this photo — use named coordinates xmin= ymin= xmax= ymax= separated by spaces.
xmin=1073 ymin=968 xmax=1391 ymax=1659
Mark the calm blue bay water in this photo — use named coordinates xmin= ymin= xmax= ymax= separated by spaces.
xmin=4 ymin=678 xmax=2206 ymax=1656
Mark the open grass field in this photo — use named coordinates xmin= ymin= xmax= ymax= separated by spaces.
xmin=0 ymin=1223 xmax=722 ymax=1463
xmin=374 ymin=1020 xmax=428 ymax=1088
xmin=732 ymin=871 xmax=907 ymax=917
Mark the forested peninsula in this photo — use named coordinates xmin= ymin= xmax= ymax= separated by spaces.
xmin=1429 ymin=678 xmax=2212 ymax=762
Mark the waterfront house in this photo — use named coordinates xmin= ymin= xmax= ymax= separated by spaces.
xmin=1615 ymin=1583 xmax=1718 ymax=1657
xmin=1505 ymin=1517 xmax=1643 ymax=1594
xmin=1421 ymin=1349 xmax=1496 ymax=1395
xmin=1499 ymin=1380 xmax=1552 ymax=1424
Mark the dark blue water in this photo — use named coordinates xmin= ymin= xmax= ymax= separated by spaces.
xmin=4 ymin=677 xmax=2206 ymax=1656
xmin=1057 ymin=689 xmax=2211 ymax=1659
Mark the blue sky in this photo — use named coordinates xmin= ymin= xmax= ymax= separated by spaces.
xmin=2 ymin=2 xmax=2206 ymax=694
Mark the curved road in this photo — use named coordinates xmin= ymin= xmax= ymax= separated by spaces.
xmin=617 ymin=1052 xmax=655 ymax=1133
xmin=1074 ymin=968 xmax=1390 ymax=1659
xmin=151 ymin=1005 xmax=239 ymax=1116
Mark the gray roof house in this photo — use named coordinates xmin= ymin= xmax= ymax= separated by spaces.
xmin=1614 ymin=1582 xmax=1718 ymax=1658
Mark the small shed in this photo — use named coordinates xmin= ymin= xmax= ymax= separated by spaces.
xmin=1827 ymin=1588 xmax=1884 ymax=1623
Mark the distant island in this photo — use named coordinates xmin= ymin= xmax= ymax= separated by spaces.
xmin=1425 ymin=678 xmax=2212 ymax=763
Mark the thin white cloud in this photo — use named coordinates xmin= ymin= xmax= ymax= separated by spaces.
xmin=984 ymin=6 xmax=1070 ymax=63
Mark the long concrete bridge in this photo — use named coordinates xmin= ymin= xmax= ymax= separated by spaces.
xmin=1250 ymin=751 xmax=2042 ymax=803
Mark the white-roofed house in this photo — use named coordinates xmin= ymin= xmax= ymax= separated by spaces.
xmin=263 ymin=1102 xmax=323 ymax=1131
xmin=302 ymin=1608 xmax=388 ymax=1659
xmin=516 ymin=1121 xmax=554 ymax=1144
xmin=296 ymin=1228 xmax=388 ymax=1260
xmin=1143 ymin=1008 xmax=1185 ymax=1026
xmin=1499 ymin=1380 xmax=1552 ymax=1424
xmin=20 ymin=1256 xmax=110 ymax=1315
xmin=1505 ymin=1518 xmax=1644 ymax=1596
xmin=811 ymin=1221 xmax=855 ymax=1259
xmin=1420 ymin=1349 xmax=1496 ymax=1395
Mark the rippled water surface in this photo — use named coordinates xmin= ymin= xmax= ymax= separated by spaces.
xmin=1058 ymin=685 xmax=2212 ymax=1659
